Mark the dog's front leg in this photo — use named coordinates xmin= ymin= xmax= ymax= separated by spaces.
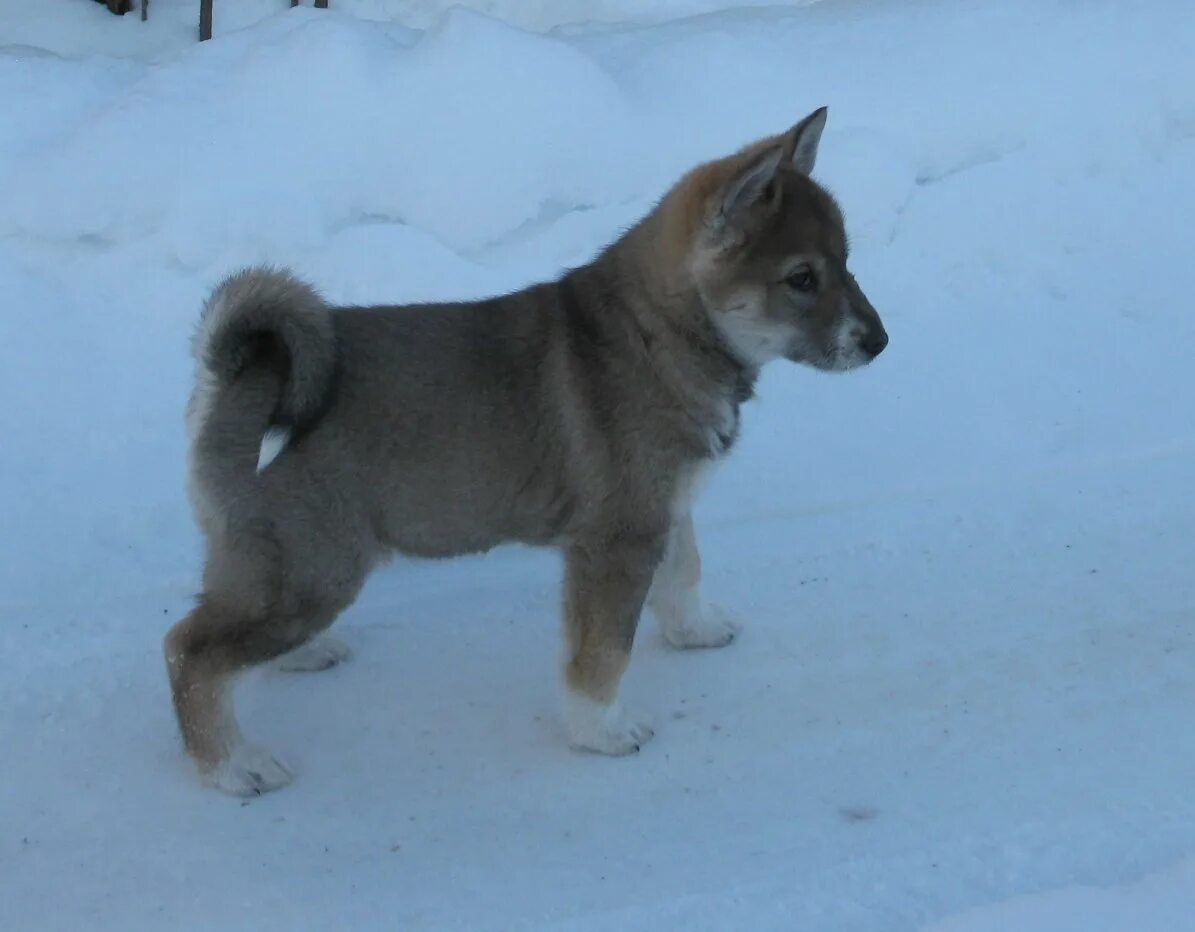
xmin=647 ymin=512 xmax=742 ymax=648
xmin=562 ymin=532 xmax=663 ymax=754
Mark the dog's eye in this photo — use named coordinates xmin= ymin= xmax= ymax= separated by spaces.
xmin=785 ymin=266 xmax=817 ymax=293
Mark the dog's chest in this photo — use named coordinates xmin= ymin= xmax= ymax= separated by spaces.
xmin=674 ymin=398 xmax=740 ymax=518
xmin=672 ymin=459 xmax=714 ymax=519
xmin=706 ymin=395 xmax=741 ymax=457
xmin=704 ymin=363 xmax=755 ymax=458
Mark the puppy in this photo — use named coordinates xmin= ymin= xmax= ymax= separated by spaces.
xmin=165 ymin=108 xmax=888 ymax=794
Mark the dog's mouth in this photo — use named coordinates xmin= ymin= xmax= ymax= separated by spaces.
xmin=793 ymin=343 xmax=882 ymax=373
xmin=784 ymin=318 xmax=888 ymax=372
xmin=829 ymin=328 xmax=888 ymax=372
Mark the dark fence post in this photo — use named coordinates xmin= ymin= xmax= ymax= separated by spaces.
xmin=199 ymin=0 xmax=213 ymax=41
xmin=201 ymin=1 xmax=327 ymax=43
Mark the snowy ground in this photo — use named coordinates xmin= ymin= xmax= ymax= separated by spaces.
xmin=3 ymin=0 xmax=1195 ymax=929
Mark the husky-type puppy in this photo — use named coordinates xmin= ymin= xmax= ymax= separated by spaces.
xmin=166 ymin=108 xmax=887 ymax=794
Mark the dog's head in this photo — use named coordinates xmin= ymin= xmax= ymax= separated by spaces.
xmin=684 ymin=108 xmax=887 ymax=371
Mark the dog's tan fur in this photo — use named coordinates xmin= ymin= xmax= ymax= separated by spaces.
xmin=165 ymin=108 xmax=887 ymax=794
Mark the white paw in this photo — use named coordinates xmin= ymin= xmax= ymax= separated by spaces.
xmin=662 ymin=602 xmax=742 ymax=649
xmin=276 ymin=635 xmax=351 ymax=673
xmin=206 ymin=743 xmax=293 ymax=797
xmin=563 ymin=693 xmax=655 ymax=756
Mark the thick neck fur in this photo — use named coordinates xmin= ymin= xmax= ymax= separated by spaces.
xmin=557 ymin=203 xmax=756 ymax=461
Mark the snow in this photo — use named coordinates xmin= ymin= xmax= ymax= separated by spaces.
xmin=2 ymin=0 xmax=1194 ymax=929
xmin=924 ymin=859 xmax=1195 ymax=932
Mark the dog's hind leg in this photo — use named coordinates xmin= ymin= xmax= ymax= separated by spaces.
xmin=164 ymin=601 xmax=332 ymax=795
xmin=561 ymin=532 xmax=665 ymax=755
xmin=648 ymin=512 xmax=741 ymax=649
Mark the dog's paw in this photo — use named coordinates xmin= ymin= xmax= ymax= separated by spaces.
xmin=564 ymin=694 xmax=655 ymax=756
xmin=662 ymin=603 xmax=742 ymax=649
xmin=276 ymin=635 xmax=351 ymax=673
xmin=206 ymin=744 xmax=293 ymax=797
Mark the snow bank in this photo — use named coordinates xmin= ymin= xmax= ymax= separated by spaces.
xmin=0 ymin=9 xmax=637 ymax=266
xmin=0 ymin=0 xmax=828 ymax=56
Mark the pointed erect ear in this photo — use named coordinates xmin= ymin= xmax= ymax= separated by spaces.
xmin=779 ymin=106 xmax=828 ymax=175
xmin=719 ymin=144 xmax=784 ymax=225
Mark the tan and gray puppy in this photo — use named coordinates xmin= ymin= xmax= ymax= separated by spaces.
xmin=166 ymin=108 xmax=887 ymax=794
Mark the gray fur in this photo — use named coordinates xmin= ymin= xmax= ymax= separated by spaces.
xmin=193 ymin=267 xmax=335 ymax=430
xmin=164 ymin=108 xmax=888 ymax=794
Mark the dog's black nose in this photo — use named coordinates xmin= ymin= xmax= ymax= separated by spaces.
xmin=863 ymin=329 xmax=889 ymax=357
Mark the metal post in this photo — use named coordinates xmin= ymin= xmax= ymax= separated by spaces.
xmin=199 ymin=0 xmax=213 ymax=41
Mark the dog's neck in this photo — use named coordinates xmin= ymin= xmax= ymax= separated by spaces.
xmin=614 ymin=215 xmax=757 ymax=395
xmin=566 ymin=233 xmax=756 ymax=459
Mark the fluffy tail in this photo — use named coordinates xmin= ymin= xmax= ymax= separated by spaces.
xmin=186 ymin=267 xmax=335 ymax=478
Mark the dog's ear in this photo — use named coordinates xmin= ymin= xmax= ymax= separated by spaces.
xmin=717 ymin=143 xmax=784 ymax=232
xmin=779 ymin=106 xmax=828 ymax=175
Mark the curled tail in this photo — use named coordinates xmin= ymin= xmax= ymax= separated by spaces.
xmin=186 ymin=267 xmax=335 ymax=479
